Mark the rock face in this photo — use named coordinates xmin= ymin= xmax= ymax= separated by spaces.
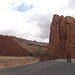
xmin=0 ymin=35 xmax=32 ymax=56
xmin=48 ymin=14 xmax=75 ymax=59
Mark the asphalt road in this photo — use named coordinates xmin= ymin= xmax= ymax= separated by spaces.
xmin=0 ymin=61 xmax=75 ymax=75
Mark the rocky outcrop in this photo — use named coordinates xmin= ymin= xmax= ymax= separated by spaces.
xmin=48 ymin=14 xmax=75 ymax=59
xmin=0 ymin=35 xmax=32 ymax=56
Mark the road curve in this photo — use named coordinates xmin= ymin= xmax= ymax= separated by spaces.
xmin=0 ymin=61 xmax=75 ymax=75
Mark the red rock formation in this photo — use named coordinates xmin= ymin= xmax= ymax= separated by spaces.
xmin=48 ymin=14 xmax=75 ymax=59
xmin=0 ymin=35 xmax=32 ymax=56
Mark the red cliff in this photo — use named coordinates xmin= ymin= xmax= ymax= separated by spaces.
xmin=0 ymin=35 xmax=32 ymax=56
xmin=48 ymin=14 xmax=75 ymax=59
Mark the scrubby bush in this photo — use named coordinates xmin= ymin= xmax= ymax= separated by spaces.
xmin=33 ymin=47 xmax=42 ymax=58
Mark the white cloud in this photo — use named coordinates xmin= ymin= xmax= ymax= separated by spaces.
xmin=0 ymin=0 xmax=74 ymax=42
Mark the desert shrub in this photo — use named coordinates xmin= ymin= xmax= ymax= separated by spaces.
xmin=4 ymin=64 xmax=9 ymax=66
xmin=33 ymin=47 xmax=42 ymax=58
xmin=41 ymin=50 xmax=47 ymax=55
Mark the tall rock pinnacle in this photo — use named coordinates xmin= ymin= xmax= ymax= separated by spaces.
xmin=47 ymin=14 xmax=75 ymax=58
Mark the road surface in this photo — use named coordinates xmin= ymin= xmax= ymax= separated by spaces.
xmin=0 ymin=61 xmax=75 ymax=75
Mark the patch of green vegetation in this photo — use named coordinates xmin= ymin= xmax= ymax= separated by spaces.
xmin=33 ymin=47 xmax=42 ymax=58
xmin=4 ymin=64 xmax=9 ymax=66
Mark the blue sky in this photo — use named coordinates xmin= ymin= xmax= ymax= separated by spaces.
xmin=0 ymin=0 xmax=74 ymax=42
xmin=14 ymin=3 xmax=34 ymax=12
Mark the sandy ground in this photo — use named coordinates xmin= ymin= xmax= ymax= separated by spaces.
xmin=0 ymin=56 xmax=75 ymax=69
xmin=0 ymin=56 xmax=39 ymax=69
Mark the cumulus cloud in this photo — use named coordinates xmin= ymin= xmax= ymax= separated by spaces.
xmin=0 ymin=0 xmax=75 ymax=43
xmin=59 ymin=0 xmax=75 ymax=16
xmin=0 ymin=29 xmax=17 ymax=36
xmin=28 ymin=14 xmax=51 ymax=39
xmin=67 ymin=0 xmax=75 ymax=9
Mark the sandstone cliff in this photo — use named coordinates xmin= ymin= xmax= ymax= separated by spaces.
xmin=0 ymin=35 xmax=48 ymax=57
xmin=48 ymin=14 xmax=75 ymax=59
xmin=0 ymin=35 xmax=32 ymax=56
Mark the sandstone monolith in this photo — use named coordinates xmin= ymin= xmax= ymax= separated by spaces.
xmin=48 ymin=14 xmax=75 ymax=59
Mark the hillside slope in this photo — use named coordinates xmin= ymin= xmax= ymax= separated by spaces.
xmin=0 ymin=35 xmax=32 ymax=56
xmin=0 ymin=35 xmax=48 ymax=57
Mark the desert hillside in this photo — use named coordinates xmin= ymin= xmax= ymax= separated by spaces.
xmin=0 ymin=35 xmax=48 ymax=57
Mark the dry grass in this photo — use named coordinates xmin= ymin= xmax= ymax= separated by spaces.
xmin=0 ymin=56 xmax=39 ymax=69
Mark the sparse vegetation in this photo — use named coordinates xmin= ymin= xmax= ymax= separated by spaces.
xmin=41 ymin=50 xmax=47 ymax=55
xmin=4 ymin=64 xmax=9 ymax=66
xmin=0 ymin=56 xmax=38 ymax=69
xmin=13 ymin=36 xmax=48 ymax=48
xmin=33 ymin=47 xmax=42 ymax=58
